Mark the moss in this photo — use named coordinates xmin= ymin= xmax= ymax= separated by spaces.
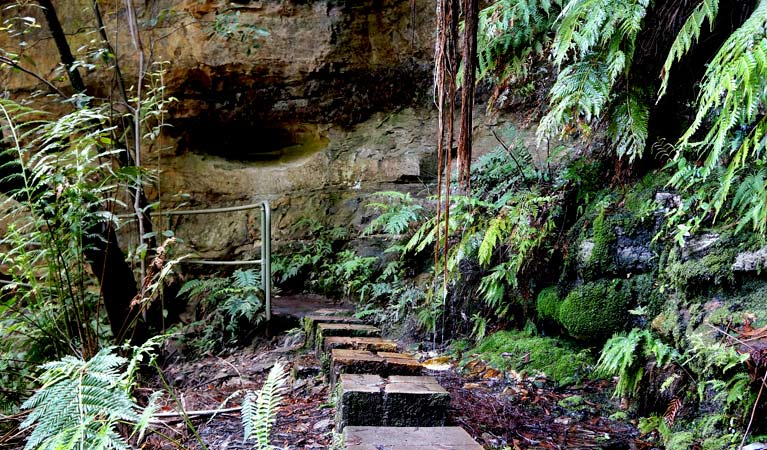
xmin=559 ymin=279 xmax=632 ymax=341
xmin=536 ymin=286 xmax=562 ymax=321
xmin=582 ymin=208 xmax=616 ymax=279
xmin=664 ymin=246 xmax=737 ymax=297
xmin=557 ymin=395 xmax=585 ymax=409
xmin=466 ymin=330 xmax=593 ymax=385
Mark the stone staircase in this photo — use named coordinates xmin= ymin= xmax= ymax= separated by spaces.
xmin=304 ymin=309 xmax=483 ymax=449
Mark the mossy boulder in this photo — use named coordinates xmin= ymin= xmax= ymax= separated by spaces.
xmin=536 ymin=286 xmax=562 ymax=321
xmin=559 ymin=279 xmax=631 ymax=341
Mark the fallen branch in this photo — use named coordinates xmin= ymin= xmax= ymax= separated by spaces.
xmin=153 ymin=406 xmax=241 ymax=418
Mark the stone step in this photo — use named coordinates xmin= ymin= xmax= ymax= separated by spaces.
xmin=336 ymin=374 xmax=450 ymax=429
xmin=314 ymin=323 xmax=380 ymax=351
xmin=330 ymin=349 xmax=421 ymax=386
xmin=304 ymin=314 xmax=365 ymax=347
xmin=344 ymin=427 xmax=482 ymax=450
xmin=320 ymin=336 xmax=398 ymax=358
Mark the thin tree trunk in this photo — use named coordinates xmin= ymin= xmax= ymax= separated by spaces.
xmin=457 ymin=0 xmax=478 ymax=190
xmin=37 ymin=0 xmax=86 ymax=94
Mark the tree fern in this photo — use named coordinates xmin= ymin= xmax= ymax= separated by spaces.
xmin=242 ymin=362 xmax=288 ymax=449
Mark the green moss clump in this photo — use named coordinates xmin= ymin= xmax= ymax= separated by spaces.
xmin=583 ymin=208 xmax=616 ymax=279
xmin=467 ymin=330 xmax=593 ymax=385
xmin=536 ymin=287 xmax=562 ymax=321
xmin=559 ymin=279 xmax=631 ymax=341
xmin=664 ymin=247 xmax=737 ymax=297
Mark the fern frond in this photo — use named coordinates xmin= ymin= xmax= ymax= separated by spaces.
xmin=607 ymin=87 xmax=650 ymax=161
xmin=658 ymin=0 xmax=720 ymax=98
xmin=20 ymin=348 xmax=140 ymax=450
xmin=243 ymin=362 xmax=288 ymax=449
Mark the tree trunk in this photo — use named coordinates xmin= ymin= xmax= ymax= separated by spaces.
xmin=37 ymin=0 xmax=86 ymax=94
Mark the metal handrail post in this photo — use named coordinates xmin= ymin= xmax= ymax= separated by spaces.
xmin=260 ymin=201 xmax=272 ymax=322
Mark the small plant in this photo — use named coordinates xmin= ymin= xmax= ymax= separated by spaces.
xmin=242 ymin=362 xmax=288 ymax=449
xmin=595 ymin=328 xmax=677 ymax=400
xmin=19 ymin=340 xmax=162 ymax=450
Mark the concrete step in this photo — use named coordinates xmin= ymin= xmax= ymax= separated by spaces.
xmin=304 ymin=314 xmax=365 ymax=347
xmin=330 ymin=349 xmax=421 ymax=386
xmin=320 ymin=336 xmax=398 ymax=358
xmin=336 ymin=374 xmax=450 ymax=429
xmin=314 ymin=323 xmax=380 ymax=351
xmin=344 ymin=427 xmax=482 ymax=449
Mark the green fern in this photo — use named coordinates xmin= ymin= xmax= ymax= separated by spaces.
xmin=669 ymin=1 xmax=767 ymax=225
xmin=363 ymin=191 xmax=424 ymax=236
xmin=20 ymin=344 xmax=161 ymax=450
xmin=607 ymin=87 xmax=650 ymax=162
xmin=539 ymin=0 xmax=651 ymax=158
xmin=658 ymin=0 xmax=720 ymax=97
xmin=475 ymin=0 xmax=562 ymax=82
xmin=595 ymin=328 xmax=677 ymax=400
xmin=242 ymin=362 xmax=288 ymax=449
xmin=732 ymin=167 xmax=767 ymax=234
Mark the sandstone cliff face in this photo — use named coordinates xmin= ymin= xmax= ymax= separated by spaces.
xmin=0 ymin=0 xmax=512 ymax=259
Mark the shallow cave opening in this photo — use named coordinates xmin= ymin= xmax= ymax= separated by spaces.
xmin=174 ymin=118 xmax=330 ymax=163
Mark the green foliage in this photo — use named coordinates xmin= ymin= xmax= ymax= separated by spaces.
xmin=539 ymin=0 xmax=651 ymax=159
xmin=19 ymin=342 xmax=161 ymax=450
xmin=662 ymin=1 xmax=767 ymax=235
xmin=242 ymin=362 xmax=288 ymax=449
xmin=177 ymin=269 xmax=265 ymax=352
xmin=475 ymin=0 xmax=562 ymax=82
xmin=658 ymin=0 xmax=720 ymax=97
xmin=558 ymin=279 xmax=631 ymax=340
xmin=363 ymin=191 xmax=424 ymax=237
xmin=595 ymin=328 xmax=677 ymax=399
xmin=466 ymin=329 xmax=594 ymax=384
xmin=535 ymin=286 xmax=561 ymax=321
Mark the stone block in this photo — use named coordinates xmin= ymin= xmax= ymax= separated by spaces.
xmin=314 ymin=323 xmax=380 ymax=351
xmin=344 ymin=426 xmax=483 ymax=449
xmin=330 ymin=350 xmax=421 ymax=386
xmin=378 ymin=352 xmax=422 ymax=376
xmin=384 ymin=375 xmax=449 ymax=427
xmin=336 ymin=374 xmax=385 ymax=430
xmin=330 ymin=349 xmax=385 ymax=386
xmin=321 ymin=336 xmax=398 ymax=358
xmin=336 ymin=375 xmax=448 ymax=429
xmin=304 ymin=315 xmax=364 ymax=348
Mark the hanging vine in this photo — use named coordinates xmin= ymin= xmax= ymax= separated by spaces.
xmin=433 ymin=0 xmax=479 ymax=292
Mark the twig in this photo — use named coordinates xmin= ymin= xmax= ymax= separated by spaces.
xmin=739 ymin=368 xmax=767 ymax=449
xmin=706 ymin=323 xmax=756 ymax=352
xmin=490 ymin=128 xmax=526 ymax=178
xmin=153 ymin=406 xmax=241 ymax=418
xmin=0 ymin=56 xmax=67 ymax=98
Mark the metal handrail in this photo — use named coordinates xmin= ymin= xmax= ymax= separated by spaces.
xmin=163 ymin=200 xmax=272 ymax=322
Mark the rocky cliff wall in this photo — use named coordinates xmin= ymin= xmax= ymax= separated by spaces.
xmin=0 ymin=0 xmax=525 ymax=259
